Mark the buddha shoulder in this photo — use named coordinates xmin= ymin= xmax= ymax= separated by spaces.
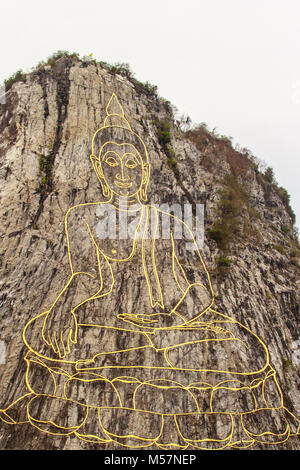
xmin=65 ymin=202 xmax=112 ymax=225
xmin=65 ymin=202 xmax=112 ymax=231
xmin=153 ymin=207 xmax=194 ymax=241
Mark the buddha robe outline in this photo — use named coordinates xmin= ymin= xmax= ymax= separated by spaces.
xmin=0 ymin=93 xmax=299 ymax=450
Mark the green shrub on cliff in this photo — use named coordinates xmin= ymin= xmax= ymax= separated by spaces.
xmin=4 ymin=70 xmax=27 ymax=91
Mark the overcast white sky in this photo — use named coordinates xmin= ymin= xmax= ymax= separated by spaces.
xmin=1 ymin=0 xmax=300 ymax=231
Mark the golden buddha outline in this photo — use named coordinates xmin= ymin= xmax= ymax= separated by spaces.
xmin=0 ymin=93 xmax=299 ymax=450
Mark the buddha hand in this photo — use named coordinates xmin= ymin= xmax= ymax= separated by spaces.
xmin=117 ymin=312 xmax=184 ymax=329
xmin=42 ymin=308 xmax=78 ymax=358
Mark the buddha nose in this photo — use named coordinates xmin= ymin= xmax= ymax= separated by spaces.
xmin=116 ymin=173 xmax=130 ymax=181
xmin=116 ymin=165 xmax=130 ymax=181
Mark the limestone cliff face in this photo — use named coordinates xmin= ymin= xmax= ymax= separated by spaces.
xmin=0 ymin=55 xmax=299 ymax=450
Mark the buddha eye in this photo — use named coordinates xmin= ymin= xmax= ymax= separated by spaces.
xmin=105 ymin=155 xmax=119 ymax=167
xmin=125 ymin=158 xmax=138 ymax=169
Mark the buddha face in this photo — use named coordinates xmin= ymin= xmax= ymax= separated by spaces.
xmin=98 ymin=142 xmax=146 ymax=198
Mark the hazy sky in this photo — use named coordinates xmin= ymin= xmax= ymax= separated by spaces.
xmin=1 ymin=0 xmax=300 ymax=230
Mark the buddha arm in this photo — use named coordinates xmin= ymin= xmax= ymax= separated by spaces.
xmin=42 ymin=205 xmax=102 ymax=357
xmin=171 ymin=283 xmax=213 ymax=324
xmin=42 ymin=272 xmax=102 ymax=358
xmin=57 ymin=204 xmax=103 ymax=307
xmin=168 ymin=224 xmax=214 ymax=323
xmin=47 ymin=271 xmax=101 ymax=317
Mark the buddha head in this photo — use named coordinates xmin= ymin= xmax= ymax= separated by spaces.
xmin=90 ymin=94 xmax=150 ymax=202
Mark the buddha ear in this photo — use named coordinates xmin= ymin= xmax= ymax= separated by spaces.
xmin=140 ymin=163 xmax=150 ymax=202
xmin=90 ymin=155 xmax=104 ymax=177
xmin=90 ymin=155 xmax=110 ymax=198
